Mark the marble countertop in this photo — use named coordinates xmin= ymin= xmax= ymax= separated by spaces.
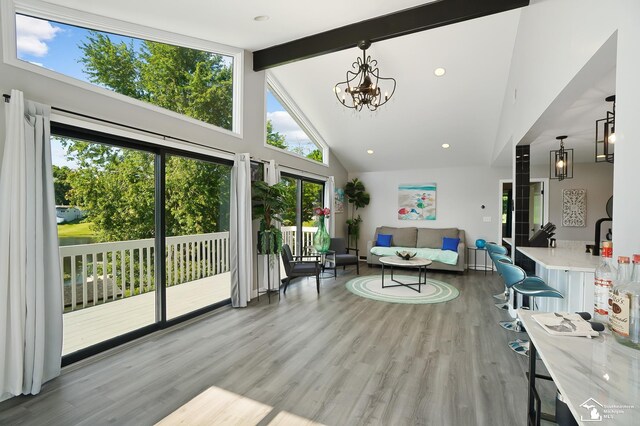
xmin=519 ymin=309 xmax=640 ymax=425
xmin=517 ymin=246 xmax=601 ymax=272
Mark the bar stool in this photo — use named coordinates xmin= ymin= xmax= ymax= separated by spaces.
xmin=498 ymin=262 xmax=563 ymax=356
xmin=491 ymin=253 xmax=514 ymax=310
xmin=486 ymin=243 xmax=509 ymax=301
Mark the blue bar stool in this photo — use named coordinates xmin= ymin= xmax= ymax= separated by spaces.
xmin=498 ymin=262 xmax=563 ymax=356
xmin=491 ymin=254 xmax=515 ymax=310
xmin=486 ymin=243 xmax=509 ymax=301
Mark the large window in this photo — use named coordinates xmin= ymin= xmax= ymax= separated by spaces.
xmin=52 ymin=125 xmax=232 ymax=361
xmin=280 ymin=174 xmax=325 ymax=256
xmin=266 ymin=77 xmax=327 ymax=164
xmin=13 ymin=13 xmax=237 ymax=132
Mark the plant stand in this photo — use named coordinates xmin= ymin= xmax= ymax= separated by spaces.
xmin=256 ymin=252 xmax=280 ymax=303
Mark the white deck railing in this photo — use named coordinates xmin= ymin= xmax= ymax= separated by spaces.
xmin=59 ymin=232 xmax=230 ymax=311
xmin=281 ymin=226 xmax=317 ymax=255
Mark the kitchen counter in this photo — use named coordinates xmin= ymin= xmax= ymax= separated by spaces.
xmin=515 ymin=245 xmax=601 ymax=313
xmin=519 ymin=309 xmax=640 ymax=425
xmin=516 ymin=246 xmax=601 ymax=273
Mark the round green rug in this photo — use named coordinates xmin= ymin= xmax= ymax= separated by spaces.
xmin=345 ymin=275 xmax=459 ymax=304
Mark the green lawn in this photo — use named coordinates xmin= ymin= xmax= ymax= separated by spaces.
xmin=57 ymin=221 xmax=96 ymax=238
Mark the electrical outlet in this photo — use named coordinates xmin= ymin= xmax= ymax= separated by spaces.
xmin=483 ymin=216 xmax=492 ymax=223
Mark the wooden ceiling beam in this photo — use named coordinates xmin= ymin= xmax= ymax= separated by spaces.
xmin=253 ymin=0 xmax=529 ymax=71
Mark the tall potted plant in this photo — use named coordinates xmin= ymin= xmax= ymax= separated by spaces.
xmin=252 ymin=180 xmax=287 ymax=254
xmin=345 ymin=178 xmax=370 ymax=249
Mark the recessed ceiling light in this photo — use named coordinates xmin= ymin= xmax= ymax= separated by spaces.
xmin=441 ymin=143 xmax=450 ymax=149
xmin=434 ymin=67 xmax=446 ymax=77
xmin=254 ymin=15 xmax=269 ymax=21
xmin=367 ymin=149 xmax=374 ymax=154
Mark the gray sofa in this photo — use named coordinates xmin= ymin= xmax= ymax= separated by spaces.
xmin=366 ymin=226 xmax=466 ymax=272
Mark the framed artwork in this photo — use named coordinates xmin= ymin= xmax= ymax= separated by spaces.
xmin=334 ymin=188 xmax=345 ymax=213
xmin=562 ymin=189 xmax=586 ymax=227
xmin=398 ymin=184 xmax=436 ymax=220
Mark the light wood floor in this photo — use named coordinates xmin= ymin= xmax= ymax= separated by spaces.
xmin=0 ymin=266 xmax=556 ymax=426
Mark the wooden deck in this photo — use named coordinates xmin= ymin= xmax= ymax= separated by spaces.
xmin=63 ymin=272 xmax=231 ymax=355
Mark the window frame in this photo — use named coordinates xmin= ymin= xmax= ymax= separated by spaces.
xmin=265 ymin=72 xmax=329 ymax=167
xmin=1 ymin=0 xmax=244 ymax=138
xmin=51 ymin=119 xmax=234 ymax=366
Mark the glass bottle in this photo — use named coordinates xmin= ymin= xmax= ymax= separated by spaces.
xmin=594 ymin=242 xmax=613 ymax=323
xmin=610 ymin=254 xmax=640 ymax=350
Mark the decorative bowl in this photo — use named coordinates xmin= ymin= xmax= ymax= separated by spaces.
xmin=395 ymin=250 xmax=417 ymax=260
xmin=475 ymin=239 xmax=487 ymax=249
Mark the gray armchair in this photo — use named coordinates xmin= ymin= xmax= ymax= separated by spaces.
xmin=280 ymin=244 xmax=321 ymax=294
xmin=326 ymin=238 xmax=359 ymax=278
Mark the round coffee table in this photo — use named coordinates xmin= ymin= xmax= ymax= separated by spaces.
xmin=379 ymin=256 xmax=433 ymax=293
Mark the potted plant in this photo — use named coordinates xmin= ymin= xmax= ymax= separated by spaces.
xmin=344 ymin=178 xmax=370 ymax=248
xmin=252 ymin=180 xmax=287 ymax=254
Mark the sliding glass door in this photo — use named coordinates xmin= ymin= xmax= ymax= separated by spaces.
xmin=51 ymin=124 xmax=233 ymax=361
xmin=52 ymin=135 xmax=157 ymax=355
xmin=280 ymin=173 xmax=324 ymax=256
xmin=165 ymin=154 xmax=231 ymax=319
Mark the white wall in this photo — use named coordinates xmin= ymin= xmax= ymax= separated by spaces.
xmin=494 ymin=0 xmax=640 ymax=256
xmin=493 ymin=0 xmax=618 ymax=161
xmin=611 ymin=0 xmax=640 ymax=257
xmin=349 ymin=165 xmax=511 ymax=255
xmin=531 ymin=163 xmax=614 ymax=242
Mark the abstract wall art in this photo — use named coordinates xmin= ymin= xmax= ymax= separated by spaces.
xmin=334 ymin=188 xmax=345 ymax=213
xmin=398 ymin=184 xmax=437 ymax=220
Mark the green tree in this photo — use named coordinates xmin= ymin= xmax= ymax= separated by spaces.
xmin=52 ymin=165 xmax=73 ymax=205
xmin=63 ymin=140 xmax=155 ymax=241
xmin=307 ymin=149 xmax=323 ymax=162
xmin=165 ymin=155 xmax=231 ymax=236
xmin=79 ymin=31 xmax=233 ymax=130
xmin=62 ymin=139 xmax=232 ymax=242
xmin=266 ymin=119 xmax=287 ymax=149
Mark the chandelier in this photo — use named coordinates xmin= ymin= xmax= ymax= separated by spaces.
xmin=550 ymin=135 xmax=573 ymax=181
xmin=333 ymin=40 xmax=396 ymax=112
xmin=595 ymin=95 xmax=615 ymax=163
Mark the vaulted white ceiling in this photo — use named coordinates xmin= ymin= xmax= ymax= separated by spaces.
xmin=41 ymin=1 xmax=602 ymax=173
xmin=40 ymin=0 xmax=437 ymax=51
xmin=270 ymin=10 xmax=520 ymax=172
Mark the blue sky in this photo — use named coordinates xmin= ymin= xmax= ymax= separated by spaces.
xmin=16 ymin=14 xmax=317 ymax=165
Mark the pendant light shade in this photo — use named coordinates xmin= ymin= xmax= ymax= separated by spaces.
xmin=550 ymin=135 xmax=573 ymax=181
xmin=595 ymin=95 xmax=615 ymax=163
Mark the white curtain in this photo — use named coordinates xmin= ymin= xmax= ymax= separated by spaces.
xmin=230 ymin=153 xmax=253 ymax=307
xmin=324 ymin=176 xmax=336 ymax=237
xmin=0 ymin=90 xmax=63 ymax=400
xmin=260 ymin=160 xmax=281 ymax=290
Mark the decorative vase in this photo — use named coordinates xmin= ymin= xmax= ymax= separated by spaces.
xmin=313 ymin=216 xmax=331 ymax=253
xmin=475 ymin=239 xmax=487 ymax=249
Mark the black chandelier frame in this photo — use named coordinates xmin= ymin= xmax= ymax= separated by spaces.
xmin=334 ymin=40 xmax=396 ymax=112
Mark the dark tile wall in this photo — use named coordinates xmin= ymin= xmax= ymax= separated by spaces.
xmin=515 ymin=145 xmax=530 ymax=247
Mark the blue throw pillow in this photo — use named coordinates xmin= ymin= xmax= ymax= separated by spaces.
xmin=442 ymin=237 xmax=460 ymax=252
xmin=376 ymin=234 xmax=392 ymax=247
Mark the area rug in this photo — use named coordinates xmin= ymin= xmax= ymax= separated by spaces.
xmin=345 ymin=275 xmax=459 ymax=304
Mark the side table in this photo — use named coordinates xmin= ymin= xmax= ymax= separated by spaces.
xmin=466 ymin=247 xmax=493 ymax=275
